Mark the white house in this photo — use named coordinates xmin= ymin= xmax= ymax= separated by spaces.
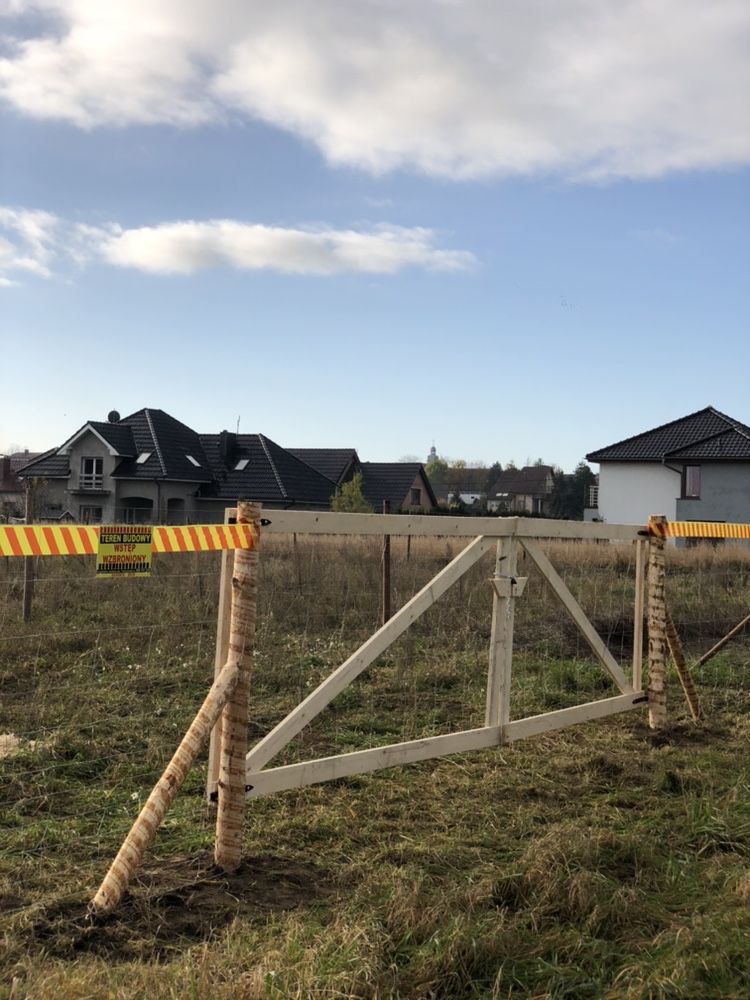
xmin=586 ymin=407 xmax=750 ymax=526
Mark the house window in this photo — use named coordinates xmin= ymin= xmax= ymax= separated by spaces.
xmin=80 ymin=457 xmax=103 ymax=490
xmin=79 ymin=505 xmax=103 ymax=523
xmin=532 ymin=497 xmax=543 ymax=514
xmin=682 ymin=465 xmax=701 ymax=499
xmin=186 ymin=454 xmax=201 ymax=467
xmin=410 ymin=488 xmax=421 ymax=505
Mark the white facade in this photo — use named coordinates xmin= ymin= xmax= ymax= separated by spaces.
xmin=597 ymin=462 xmax=680 ymax=525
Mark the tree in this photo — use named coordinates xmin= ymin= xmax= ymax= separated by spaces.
xmin=548 ymin=461 xmax=596 ymax=520
xmin=425 ymin=455 xmax=449 ymax=481
xmin=483 ymin=461 xmax=503 ymax=495
xmin=330 ymin=472 xmax=374 ymax=513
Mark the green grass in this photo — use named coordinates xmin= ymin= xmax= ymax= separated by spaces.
xmin=1 ymin=537 xmax=750 ymax=998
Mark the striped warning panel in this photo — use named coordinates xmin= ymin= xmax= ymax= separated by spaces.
xmin=152 ymin=523 xmax=257 ymax=553
xmin=656 ymin=521 xmax=750 ymax=540
xmin=0 ymin=523 xmax=258 ymax=558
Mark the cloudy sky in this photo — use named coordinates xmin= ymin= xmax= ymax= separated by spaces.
xmin=2 ymin=0 xmax=749 ymax=468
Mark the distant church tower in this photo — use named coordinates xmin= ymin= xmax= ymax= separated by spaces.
xmin=427 ymin=443 xmax=437 ymax=463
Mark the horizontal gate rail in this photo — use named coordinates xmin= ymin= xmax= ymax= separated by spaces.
xmin=246 ymin=509 xmax=643 ymax=541
xmin=246 ymin=693 xmax=646 ymax=799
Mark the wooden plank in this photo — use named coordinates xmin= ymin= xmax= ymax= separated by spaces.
xmin=505 ymin=692 xmax=646 ymax=742
xmin=246 ymin=726 xmax=503 ymax=798
xmin=632 ymin=539 xmax=647 ymax=691
xmin=485 ymin=537 xmax=518 ymax=729
xmin=205 ymin=513 xmax=234 ymax=806
xmin=246 ymin=693 xmax=646 ymax=799
xmin=244 ymin=509 xmax=642 ymax=542
xmin=245 ymin=534 xmax=496 ymax=773
xmin=520 ymin=537 xmax=632 ymax=694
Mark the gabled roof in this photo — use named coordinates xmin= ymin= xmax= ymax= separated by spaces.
xmin=15 ymin=447 xmax=70 ymax=478
xmin=360 ymin=463 xmax=437 ymax=511
xmin=490 ymin=465 xmax=554 ymax=497
xmin=18 ymin=409 xmax=214 ymax=483
xmin=287 ymin=448 xmax=359 ymax=485
xmin=112 ymin=409 xmax=213 ymax=482
xmin=586 ymin=407 xmax=750 ymax=463
xmin=199 ymin=432 xmax=336 ymax=505
xmin=57 ymin=420 xmax=135 ymax=456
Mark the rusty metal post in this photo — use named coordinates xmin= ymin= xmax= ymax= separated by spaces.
xmin=22 ymin=486 xmax=34 ymax=622
xmin=381 ymin=500 xmax=391 ymax=626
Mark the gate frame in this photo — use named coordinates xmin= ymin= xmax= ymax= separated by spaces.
xmin=205 ymin=510 xmax=649 ymax=803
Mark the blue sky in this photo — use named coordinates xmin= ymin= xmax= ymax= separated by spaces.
xmin=1 ymin=1 xmax=748 ymax=471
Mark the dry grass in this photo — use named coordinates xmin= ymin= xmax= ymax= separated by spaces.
xmin=1 ymin=533 xmax=750 ymax=998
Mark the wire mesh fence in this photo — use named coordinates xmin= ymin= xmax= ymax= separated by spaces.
xmin=2 ymin=530 xmax=749 ymax=923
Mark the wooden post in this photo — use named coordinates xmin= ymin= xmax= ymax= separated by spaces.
xmin=91 ymin=657 xmax=242 ymax=915
xmin=381 ymin=500 xmax=391 ymax=626
xmin=632 ymin=538 xmax=647 ymax=691
xmin=205 ymin=508 xmax=234 ymax=811
xmin=665 ymin=606 xmax=703 ymax=721
xmin=647 ymin=515 xmax=668 ymax=730
xmin=696 ymin=610 xmax=750 ymax=668
xmin=215 ymin=500 xmax=261 ymax=872
xmin=485 ymin=534 xmax=518 ymax=736
xmin=293 ymin=532 xmax=303 ymax=593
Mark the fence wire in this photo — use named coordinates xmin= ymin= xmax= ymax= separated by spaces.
xmin=1 ymin=532 xmax=749 ymax=924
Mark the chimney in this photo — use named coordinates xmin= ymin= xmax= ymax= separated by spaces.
xmin=218 ymin=430 xmax=237 ymax=465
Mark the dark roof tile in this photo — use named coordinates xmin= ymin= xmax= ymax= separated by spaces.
xmin=360 ymin=463 xmax=437 ymax=511
xmin=287 ymin=448 xmax=359 ymax=484
xmin=587 ymin=407 xmax=750 ymax=462
xmin=199 ymin=433 xmax=335 ymax=505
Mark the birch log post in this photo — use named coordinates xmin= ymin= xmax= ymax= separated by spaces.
xmin=91 ymin=501 xmax=261 ymax=914
xmin=647 ymin=515 xmax=668 ymax=730
xmin=90 ymin=658 xmax=241 ymax=915
xmin=665 ymin=606 xmax=703 ymax=722
xmin=215 ymin=500 xmax=261 ymax=872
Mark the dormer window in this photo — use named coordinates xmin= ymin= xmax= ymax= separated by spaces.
xmin=234 ymin=458 xmax=250 ymax=471
xmin=136 ymin=452 xmax=151 ymax=464
xmin=186 ymin=454 xmax=201 ymax=467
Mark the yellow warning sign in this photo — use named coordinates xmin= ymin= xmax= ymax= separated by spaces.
xmin=96 ymin=525 xmax=153 ymax=578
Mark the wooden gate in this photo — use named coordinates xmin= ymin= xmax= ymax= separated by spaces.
xmin=206 ymin=511 xmax=648 ymax=804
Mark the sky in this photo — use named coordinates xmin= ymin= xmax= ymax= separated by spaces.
xmin=1 ymin=0 xmax=749 ymax=471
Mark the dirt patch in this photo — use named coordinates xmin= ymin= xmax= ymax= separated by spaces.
xmin=25 ymin=852 xmax=334 ymax=962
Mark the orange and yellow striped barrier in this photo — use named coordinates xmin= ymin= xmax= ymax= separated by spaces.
xmin=648 ymin=520 xmax=750 ymax=540
xmin=0 ymin=522 xmax=258 ymax=558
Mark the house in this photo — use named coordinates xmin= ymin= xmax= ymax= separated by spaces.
xmin=0 ymin=451 xmax=41 ymax=519
xmin=359 ymin=463 xmax=437 ymax=513
xmin=586 ymin=406 xmax=750 ymax=525
xmin=17 ymin=409 xmax=337 ymax=524
xmin=429 ymin=467 xmax=491 ymax=507
xmin=487 ymin=465 xmax=555 ymax=515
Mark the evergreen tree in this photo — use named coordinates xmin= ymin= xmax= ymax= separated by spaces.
xmin=330 ymin=472 xmax=374 ymax=513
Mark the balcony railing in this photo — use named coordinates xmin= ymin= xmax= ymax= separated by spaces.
xmin=78 ymin=473 xmax=104 ymax=491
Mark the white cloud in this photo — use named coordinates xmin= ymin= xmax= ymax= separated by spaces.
xmin=0 ymin=206 xmax=60 ymax=279
xmin=100 ymin=220 xmax=474 ymax=275
xmin=0 ymin=206 xmax=475 ymax=283
xmin=0 ymin=2 xmax=747 ymax=180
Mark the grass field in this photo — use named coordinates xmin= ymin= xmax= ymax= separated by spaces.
xmin=2 ymin=534 xmax=750 ymax=999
